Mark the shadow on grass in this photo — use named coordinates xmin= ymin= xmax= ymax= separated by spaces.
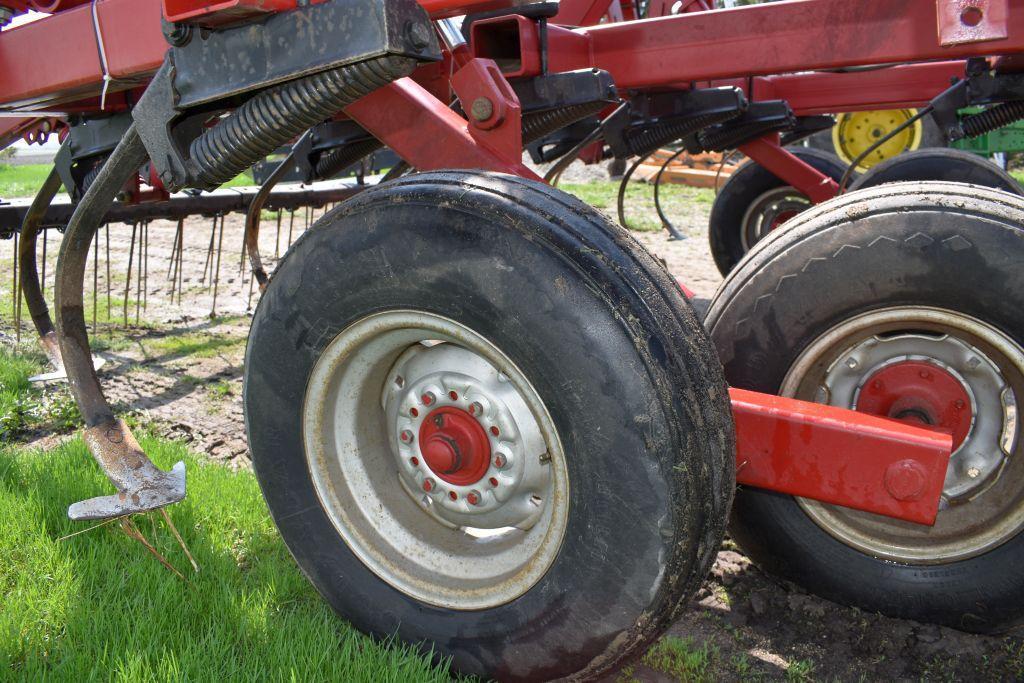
xmin=0 ymin=436 xmax=452 ymax=681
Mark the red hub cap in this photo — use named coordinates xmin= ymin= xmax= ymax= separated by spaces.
xmin=856 ymin=360 xmax=973 ymax=449
xmin=418 ymin=406 xmax=491 ymax=486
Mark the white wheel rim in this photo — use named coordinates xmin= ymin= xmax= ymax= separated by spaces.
xmin=782 ymin=307 xmax=1024 ymax=564
xmin=302 ymin=310 xmax=569 ymax=609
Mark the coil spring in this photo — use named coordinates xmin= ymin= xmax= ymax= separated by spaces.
xmin=961 ymin=101 xmax=1024 ymax=139
xmin=625 ymin=109 xmax=740 ymax=157
xmin=189 ymin=55 xmax=416 ymax=189
xmin=697 ymin=117 xmax=792 ymax=152
xmin=522 ymin=101 xmax=608 ymax=145
xmin=314 ymin=138 xmax=384 ymax=180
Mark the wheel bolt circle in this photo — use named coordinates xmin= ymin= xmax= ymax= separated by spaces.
xmin=400 ymin=429 xmax=414 ymax=443
xmin=423 ymin=478 xmax=435 ymax=492
xmin=469 ymin=401 xmax=483 ymax=416
xmin=422 ymin=392 xmax=435 ymax=406
xmin=467 ymin=491 xmax=482 ymax=505
xmin=493 ymin=453 xmax=507 ymax=468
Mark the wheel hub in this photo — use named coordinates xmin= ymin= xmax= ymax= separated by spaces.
xmin=385 ymin=341 xmax=551 ymax=530
xmin=419 ymin=407 xmax=491 ymax=485
xmin=821 ymin=331 xmax=1007 ymax=500
xmin=856 ymin=360 xmax=974 ymax=448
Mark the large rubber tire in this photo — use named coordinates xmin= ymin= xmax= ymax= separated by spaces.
xmin=244 ymin=171 xmax=735 ymax=680
xmin=849 ymin=147 xmax=1022 ymax=194
xmin=706 ymin=182 xmax=1024 ymax=633
xmin=708 ymin=147 xmax=846 ymax=276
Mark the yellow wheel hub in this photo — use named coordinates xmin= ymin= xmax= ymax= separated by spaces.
xmin=832 ymin=109 xmax=923 ymax=171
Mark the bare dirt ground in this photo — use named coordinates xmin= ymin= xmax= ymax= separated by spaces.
xmin=2 ymin=179 xmax=1022 ymax=682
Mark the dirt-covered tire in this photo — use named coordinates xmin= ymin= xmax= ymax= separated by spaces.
xmin=708 ymin=147 xmax=846 ymax=276
xmin=244 ymin=171 xmax=735 ymax=680
xmin=706 ymin=182 xmax=1024 ymax=633
xmin=849 ymin=147 xmax=1022 ymax=194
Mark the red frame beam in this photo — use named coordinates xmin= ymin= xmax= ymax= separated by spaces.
xmin=731 ymin=389 xmax=952 ymax=525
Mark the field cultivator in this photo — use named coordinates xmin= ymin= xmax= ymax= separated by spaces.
xmin=3 ymin=0 xmax=1024 ymax=679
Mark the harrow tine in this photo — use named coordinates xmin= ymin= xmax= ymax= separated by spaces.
xmin=40 ymin=226 xmax=47 ymax=296
xmin=274 ymin=207 xmax=282 ymax=259
xmin=177 ymin=221 xmax=183 ymax=306
xmin=104 ymin=223 xmax=111 ymax=329
xmin=135 ymin=221 xmax=144 ymax=325
xmin=12 ymin=230 xmax=20 ymax=345
xmin=142 ymin=220 xmax=150 ymax=316
xmin=201 ymin=215 xmax=216 ymax=284
xmin=124 ymin=221 xmax=137 ymax=328
xmin=287 ymin=209 xmax=295 ymax=248
xmin=168 ymin=218 xmax=181 ymax=279
xmin=92 ymin=230 xmax=98 ymax=332
xmin=211 ymin=214 xmax=225 ymax=318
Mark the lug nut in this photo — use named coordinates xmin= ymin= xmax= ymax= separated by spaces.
xmin=423 ymin=478 xmax=435 ymax=492
xmin=410 ymin=407 xmax=419 ymax=417
xmin=448 ymin=491 xmax=458 ymax=501
xmin=488 ymin=477 xmax=499 ymax=487
xmin=967 ymin=466 xmax=981 ymax=479
xmin=469 ymin=401 xmax=484 ymax=416
xmin=422 ymin=392 xmax=435 ymax=406
xmin=410 ymin=457 xmax=420 ymax=467
xmin=467 ymin=491 xmax=482 ymax=505
xmin=400 ymin=429 xmax=414 ymax=444
xmin=490 ymin=425 xmax=500 ymax=437
xmin=449 ymin=390 xmax=459 ymax=400
xmin=493 ymin=453 xmax=507 ymax=469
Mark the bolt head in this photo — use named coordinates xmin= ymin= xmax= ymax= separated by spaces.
xmin=404 ymin=20 xmax=431 ymax=50
xmin=967 ymin=466 xmax=981 ymax=479
xmin=421 ymin=392 xmax=435 ymax=406
xmin=884 ymin=459 xmax=928 ymax=502
xmin=493 ymin=453 xmax=507 ymax=469
xmin=422 ymin=477 xmax=435 ymax=493
xmin=469 ymin=401 xmax=484 ymax=416
xmin=400 ymin=429 xmax=414 ymax=444
xmin=846 ymin=358 xmax=859 ymax=369
xmin=470 ymin=97 xmax=494 ymax=122
xmin=467 ymin=491 xmax=482 ymax=505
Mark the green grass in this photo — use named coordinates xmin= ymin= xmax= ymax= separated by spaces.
xmin=0 ymin=435 xmax=451 ymax=681
xmin=641 ymin=636 xmax=718 ymax=682
xmin=0 ymin=164 xmax=255 ymax=199
xmin=142 ymin=330 xmax=247 ymax=360
xmin=561 ymin=181 xmax=716 ymax=233
xmin=0 ymin=164 xmax=53 ymax=198
xmin=0 ymin=345 xmax=81 ymax=441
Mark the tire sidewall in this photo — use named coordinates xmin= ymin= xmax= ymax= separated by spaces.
xmin=708 ymin=147 xmax=847 ymax=275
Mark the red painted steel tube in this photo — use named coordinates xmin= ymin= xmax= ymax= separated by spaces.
xmin=554 ymin=0 xmax=1024 ymax=89
xmin=738 ymin=135 xmax=840 ymax=203
xmin=0 ymin=0 xmax=164 ymax=111
xmin=344 ymin=78 xmax=540 ymax=179
xmin=731 ymin=388 xmax=953 ymax=526
xmin=750 ymin=62 xmax=969 ymax=116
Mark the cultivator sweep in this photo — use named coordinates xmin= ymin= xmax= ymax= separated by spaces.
xmin=3 ymin=0 xmax=1024 ymax=678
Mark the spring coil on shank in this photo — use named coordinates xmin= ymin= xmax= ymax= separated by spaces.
xmin=961 ymin=101 xmax=1024 ymax=139
xmin=189 ymin=55 xmax=417 ymax=188
xmin=521 ymin=101 xmax=607 ymax=145
xmin=314 ymin=138 xmax=384 ymax=180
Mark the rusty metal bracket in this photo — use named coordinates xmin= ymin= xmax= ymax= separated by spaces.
xmin=938 ymin=0 xmax=1008 ymax=47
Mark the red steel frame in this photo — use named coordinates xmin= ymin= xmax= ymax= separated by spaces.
xmin=6 ymin=0 xmax=1015 ymax=523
